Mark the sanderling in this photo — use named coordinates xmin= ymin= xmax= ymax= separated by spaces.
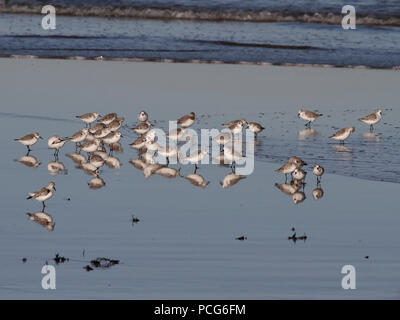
xmin=312 ymin=187 xmax=324 ymax=200
xmin=138 ymin=110 xmax=148 ymax=122
xmin=292 ymin=168 xmax=307 ymax=181
xmin=102 ymin=131 xmax=122 ymax=145
xmin=132 ymin=121 xmax=151 ymax=135
xmin=48 ymin=135 xmax=67 ymax=156
xmin=329 ymin=127 xmax=355 ymax=144
xmin=158 ymin=146 xmax=180 ymax=164
xmin=276 ymin=157 xmax=306 ymax=181
xmin=226 ymin=121 xmax=245 ymax=135
xmin=78 ymin=139 xmax=101 ymax=153
xmin=180 ymin=150 xmax=208 ymax=172
xmin=166 ymin=127 xmax=186 ymax=141
xmin=14 ymin=133 xmax=42 ymax=151
xmin=184 ymin=173 xmax=209 ymax=188
xmin=298 ymin=109 xmax=323 ymax=127
xmin=89 ymin=123 xmax=106 ymax=134
xmin=221 ymin=173 xmax=246 ymax=189
xmin=177 ymin=112 xmax=195 ymax=128
xmin=98 ymin=113 xmax=117 ymax=125
xmin=130 ymin=136 xmax=148 ymax=150
xmin=155 ymin=167 xmax=181 ymax=178
xmin=213 ymin=132 xmax=232 ymax=147
xmin=27 ymin=212 xmax=54 ymax=231
xmin=76 ymin=112 xmax=99 ymax=127
xmin=27 ymin=181 xmax=56 ymax=210
xmin=16 ymin=155 xmax=41 ymax=168
xmin=93 ymin=126 xmax=112 ymax=139
xmin=359 ymin=109 xmax=382 ymax=131
xmin=222 ymin=119 xmax=246 ymax=127
xmin=313 ymin=164 xmax=324 ymax=182
xmin=67 ymin=128 xmax=89 ymax=145
xmin=109 ymin=142 xmax=123 ymax=153
xmin=247 ymin=122 xmax=265 ymax=135
xmin=108 ymin=117 xmax=125 ymax=132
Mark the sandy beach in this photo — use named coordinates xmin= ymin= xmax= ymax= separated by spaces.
xmin=1 ymin=57 xmax=400 ymax=299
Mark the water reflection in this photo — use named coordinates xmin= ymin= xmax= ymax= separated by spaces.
xmin=221 ymin=172 xmax=246 ymax=189
xmin=312 ymin=186 xmax=324 ymax=200
xmin=298 ymin=128 xmax=317 ymax=140
xmin=88 ymin=176 xmax=106 ymax=189
xmin=26 ymin=212 xmax=55 ymax=231
xmin=16 ymin=154 xmax=41 ymax=168
xmin=361 ymin=132 xmax=380 ymax=142
xmin=47 ymin=161 xmax=67 ymax=176
xmin=184 ymin=173 xmax=209 ymax=188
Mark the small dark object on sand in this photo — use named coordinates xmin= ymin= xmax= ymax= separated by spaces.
xmin=53 ymin=253 xmax=69 ymax=264
xmin=288 ymin=231 xmax=307 ymax=243
xmin=235 ymin=236 xmax=247 ymax=241
xmin=84 ymin=265 xmax=94 ymax=271
xmin=22 ymin=257 xmax=27 ymax=263
xmin=90 ymin=257 xmax=120 ymax=269
xmin=131 ymin=215 xmax=140 ymax=225
xmin=365 ymin=256 xmax=369 ymax=259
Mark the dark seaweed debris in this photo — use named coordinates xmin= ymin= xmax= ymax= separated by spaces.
xmin=89 ymin=257 xmax=120 ymax=269
xmin=235 ymin=236 xmax=247 ymax=241
xmin=288 ymin=228 xmax=307 ymax=243
xmin=53 ymin=253 xmax=69 ymax=264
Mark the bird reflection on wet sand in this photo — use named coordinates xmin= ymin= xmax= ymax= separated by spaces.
xmin=298 ymin=128 xmax=317 ymax=140
xmin=48 ymin=161 xmax=67 ymax=176
xmin=27 ymin=212 xmax=55 ymax=231
xmin=16 ymin=154 xmax=41 ymax=168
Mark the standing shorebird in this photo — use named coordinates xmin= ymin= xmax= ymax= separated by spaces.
xmin=14 ymin=133 xmax=42 ymax=151
xmin=247 ymin=122 xmax=265 ymax=136
xmin=329 ymin=127 xmax=355 ymax=144
xmin=78 ymin=139 xmax=101 ymax=153
xmin=222 ymin=119 xmax=246 ymax=128
xmin=180 ymin=150 xmax=208 ymax=173
xmin=298 ymin=109 xmax=323 ymax=127
xmin=359 ymin=109 xmax=382 ymax=132
xmin=275 ymin=156 xmax=307 ymax=182
xmin=313 ymin=164 xmax=324 ymax=183
xmin=27 ymin=181 xmax=56 ymax=210
xmin=48 ymin=135 xmax=67 ymax=157
xmin=98 ymin=113 xmax=117 ymax=125
xmin=177 ymin=112 xmax=195 ymax=128
xmin=76 ymin=112 xmax=99 ymax=127
xmin=67 ymin=128 xmax=89 ymax=146
xmin=226 ymin=121 xmax=246 ymax=135
xmin=138 ymin=110 xmax=148 ymax=122
xmin=131 ymin=121 xmax=151 ymax=135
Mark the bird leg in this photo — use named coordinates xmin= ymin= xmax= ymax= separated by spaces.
xmin=42 ymin=202 xmax=46 ymax=211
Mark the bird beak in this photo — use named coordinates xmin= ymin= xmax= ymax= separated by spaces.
xmin=53 ymin=187 xmax=56 ymax=191
xmin=39 ymin=136 xmax=43 ymax=139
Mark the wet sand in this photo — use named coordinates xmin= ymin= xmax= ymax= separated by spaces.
xmin=1 ymin=58 xmax=400 ymax=299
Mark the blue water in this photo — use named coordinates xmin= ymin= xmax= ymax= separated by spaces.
xmin=0 ymin=13 xmax=400 ymax=68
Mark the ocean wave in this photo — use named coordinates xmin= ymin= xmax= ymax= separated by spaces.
xmin=2 ymin=4 xmax=400 ymax=26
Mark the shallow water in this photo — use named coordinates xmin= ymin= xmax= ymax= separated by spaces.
xmin=1 ymin=58 xmax=400 ymax=299
xmin=1 ymin=13 xmax=400 ymax=68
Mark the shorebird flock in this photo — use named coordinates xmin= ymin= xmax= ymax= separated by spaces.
xmin=15 ymin=107 xmax=383 ymax=224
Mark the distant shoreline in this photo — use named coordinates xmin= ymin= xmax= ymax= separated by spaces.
xmin=1 ymin=54 xmax=399 ymax=71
